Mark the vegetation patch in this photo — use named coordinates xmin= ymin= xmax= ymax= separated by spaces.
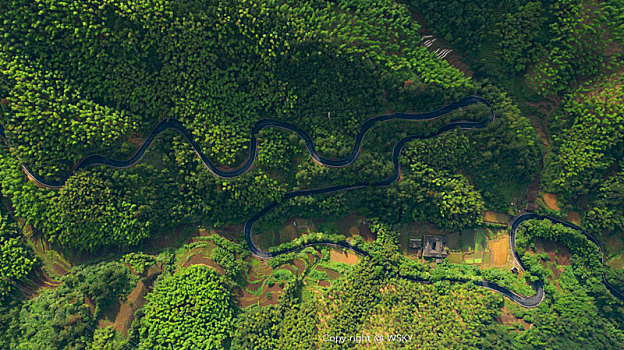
xmin=137 ymin=265 xmax=235 ymax=349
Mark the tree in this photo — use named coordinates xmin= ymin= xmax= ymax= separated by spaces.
xmin=0 ymin=208 xmax=34 ymax=301
xmin=138 ymin=265 xmax=235 ymax=350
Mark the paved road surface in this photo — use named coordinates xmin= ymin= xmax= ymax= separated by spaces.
xmin=2 ymin=96 xmax=621 ymax=307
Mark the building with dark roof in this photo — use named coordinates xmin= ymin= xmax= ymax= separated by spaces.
xmin=422 ymin=235 xmax=448 ymax=258
xmin=409 ymin=238 xmax=422 ymax=249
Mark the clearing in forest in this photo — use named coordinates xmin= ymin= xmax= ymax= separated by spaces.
xmin=542 ymin=193 xmax=560 ymax=211
xmin=475 ymin=228 xmax=488 ymax=252
xmin=483 ymin=211 xmax=511 ymax=224
xmin=566 ymin=211 xmax=581 ymax=225
xmin=330 ymin=248 xmax=359 ymax=265
xmin=460 ymin=229 xmax=476 ymax=252
xmin=488 ymin=234 xmax=510 ymax=266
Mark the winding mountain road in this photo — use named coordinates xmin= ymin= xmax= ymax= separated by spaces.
xmin=1 ymin=96 xmax=622 ymax=307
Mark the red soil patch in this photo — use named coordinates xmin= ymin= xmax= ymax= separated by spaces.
xmin=279 ymin=264 xmax=299 ymax=277
xmin=550 ymin=264 xmax=564 ymax=281
xmin=197 ymin=228 xmax=211 ymax=237
xmin=318 ymin=280 xmax=331 ymax=287
xmin=359 ymin=222 xmax=376 ymax=242
xmin=526 ymin=115 xmax=551 ymax=147
xmin=526 ymin=176 xmax=540 ymax=211
xmin=182 ymin=254 xmax=226 ymax=275
xmin=497 ymin=306 xmax=531 ymax=331
xmin=211 ymin=224 xmax=244 ymax=242
xmin=237 ymin=289 xmax=260 ymax=308
xmin=143 ymin=224 xmax=193 ymax=250
xmin=18 ymin=266 xmax=61 ymax=299
xmin=101 ymin=263 xmax=163 ymax=335
xmin=259 ymin=283 xmax=283 ymax=306
xmin=542 ymin=241 xmax=572 ymax=266
xmin=293 ymin=258 xmax=306 ymax=274
xmin=85 ymin=295 xmax=96 ymax=316
xmin=543 ymin=193 xmax=560 ymax=211
xmin=236 ymin=282 xmax=284 ymax=308
xmin=244 ymin=280 xmax=264 ymax=293
xmin=566 ymin=211 xmax=581 ymax=225
xmin=316 ymin=266 xmax=341 ymax=279
xmin=337 ymin=214 xmax=359 ymax=237
xmin=111 ymin=281 xmax=148 ymax=335
xmin=329 ymin=248 xmax=359 ymax=265
xmin=280 ymin=218 xmax=303 ymax=242
xmin=50 ymin=262 xmax=70 ymax=276
xmin=308 ymin=251 xmax=321 ymax=263
xmin=245 ymin=258 xmax=272 ymax=284
xmin=126 ymin=132 xmax=145 ymax=146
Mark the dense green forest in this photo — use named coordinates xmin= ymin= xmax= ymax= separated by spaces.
xmin=0 ymin=0 xmax=622 ymax=348
xmin=0 ymin=0 xmax=541 ymax=250
xmin=0 ymin=207 xmax=34 ymax=300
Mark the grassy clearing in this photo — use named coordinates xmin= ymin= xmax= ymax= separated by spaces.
xmin=447 ymin=252 xmax=463 ymax=264
xmin=475 ymin=228 xmax=488 ymax=252
xmin=447 ymin=231 xmax=460 ymax=251
xmin=483 ymin=211 xmax=511 ymax=225
xmin=461 ymin=228 xmax=476 ymax=253
xmin=26 ymin=233 xmax=72 ymax=278
xmin=174 ymin=240 xmax=217 ymax=269
xmin=464 ymin=252 xmax=483 ymax=265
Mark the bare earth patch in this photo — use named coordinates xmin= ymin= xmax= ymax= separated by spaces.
xmin=85 ymin=295 xmax=96 ymax=316
xmin=337 ymin=214 xmax=358 ymax=235
xmin=237 ymin=257 xmax=292 ymax=308
xmin=330 ymin=248 xmax=359 ymax=265
xmin=182 ymin=254 xmax=226 ymax=275
xmin=542 ymin=241 xmax=571 ymax=266
xmin=209 ymin=224 xmax=243 ymax=242
xmin=498 ymin=306 xmax=531 ymax=331
xmin=316 ymin=266 xmax=341 ymax=280
xmin=18 ymin=266 xmax=61 ymax=299
xmin=292 ymin=258 xmax=306 ymax=274
xmin=245 ymin=258 xmax=272 ymax=284
xmin=359 ymin=222 xmax=376 ymax=242
xmin=259 ymin=283 xmax=283 ymax=306
xmin=318 ymin=280 xmax=331 ymax=287
xmin=542 ymin=193 xmax=560 ymax=211
xmin=237 ymin=282 xmax=284 ymax=308
xmin=143 ymin=224 xmax=193 ymax=250
xmin=527 ymin=115 xmax=551 ymax=147
xmin=237 ymin=289 xmax=259 ymax=308
xmin=126 ymin=132 xmax=144 ymax=146
xmin=488 ymin=234 xmax=510 ymax=266
xmin=566 ymin=211 xmax=581 ymax=225
xmin=102 ymin=263 xmax=163 ymax=335
xmin=607 ymin=256 xmax=624 ymax=269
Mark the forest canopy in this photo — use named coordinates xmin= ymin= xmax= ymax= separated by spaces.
xmin=0 ymin=0 xmax=622 ymax=349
